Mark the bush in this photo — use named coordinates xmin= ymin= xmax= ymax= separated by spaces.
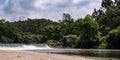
xmin=0 ymin=36 xmax=8 ymax=43
xmin=98 ymin=36 xmax=107 ymax=49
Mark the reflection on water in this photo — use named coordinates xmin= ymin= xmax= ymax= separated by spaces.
xmin=62 ymin=50 xmax=120 ymax=59
xmin=78 ymin=51 xmax=120 ymax=59
xmin=28 ymin=49 xmax=120 ymax=60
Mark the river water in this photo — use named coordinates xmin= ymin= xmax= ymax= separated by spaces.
xmin=0 ymin=44 xmax=120 ymax=60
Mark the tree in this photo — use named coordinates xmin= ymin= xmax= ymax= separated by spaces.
xmin=92 ymin=0 xmax=120 ymax=36
xmin=114 ymin=0 xmax=120 ymax=8
xmin=9 ymin=18 xmax=58 ymax=34
xmin=41 ymin=25 xmax=62 ymax=41
xmin=74 ymin=18 xmax=84 ymax=36
xmin=101 ymin=0 xmax=114 ymax=9
xmin=105 ymin=26 xmax=120 ymax=49
xmin=0 ymin=20 xmax=19 ymax=43
xmin=0 ymin=36 xmax=8 ymax=43
xmin=76 ymin=15 xmax=99 ymax=48
xmin=98 ymin=8 xmax=120 ymax=36
xmin=59 ymin=13 xmax=75 ymax=35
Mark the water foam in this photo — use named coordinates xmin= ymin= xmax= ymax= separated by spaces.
xmin=0 ymin=44 xmax=52 ymax=50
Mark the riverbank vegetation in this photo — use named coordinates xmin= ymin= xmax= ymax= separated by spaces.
xmin=0 ymin=0 xmax=120 ymax=49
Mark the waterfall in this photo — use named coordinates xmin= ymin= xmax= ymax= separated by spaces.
xmin=0 ymin=44 xmax=52 ymax=50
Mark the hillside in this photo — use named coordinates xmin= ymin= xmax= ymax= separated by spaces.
xmin=9 ymin=18 xmax=58 ymax=34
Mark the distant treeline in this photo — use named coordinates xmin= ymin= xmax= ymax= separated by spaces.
xmin=0 ymin=0 xmax=120 ymax=49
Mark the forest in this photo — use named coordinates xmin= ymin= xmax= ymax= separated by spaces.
xmin=0 ymin=0 xmax=120 ymax=49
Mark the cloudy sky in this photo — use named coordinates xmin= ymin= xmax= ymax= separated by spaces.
xmin=0 ymin=0 xmax=102 ymax=21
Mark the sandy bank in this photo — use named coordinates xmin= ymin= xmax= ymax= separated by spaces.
xmin=0 ymin=50 xmax=94 ymax=60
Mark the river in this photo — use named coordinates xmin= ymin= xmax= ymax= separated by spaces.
xmin=0 ymin=44 xmax=119 ymax=60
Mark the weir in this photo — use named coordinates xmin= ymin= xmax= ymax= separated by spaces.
xmin=0 ymin=44 xmax=52 ymax=50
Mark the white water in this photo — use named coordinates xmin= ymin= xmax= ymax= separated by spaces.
xmin=0 ymin=44 xmax=52 ymax=50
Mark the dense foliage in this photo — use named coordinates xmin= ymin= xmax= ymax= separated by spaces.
xmin=92 ymin=0 xmax=120 ymax=49
xmin=105 ymin=27 xmax=120 ymax=49
xmin=76 ymin=15 xmax=99 ymax=48
xmin=0 ymin=0 xmax=120 ymax=49
xmin=0 ymin=20 xmax=19 ymax=43
xmin=9 ymin=18 xmax=58 ymax=34
xmin=0 ymin=20 xmax=47 ymax=43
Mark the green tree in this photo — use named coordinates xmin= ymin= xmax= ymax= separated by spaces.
xmin=98 ymin=8 xmax=120 ymax=36
xmin=41 ymin=25 xmax=62 ymax=41
xmin=76 ymin=15 xmax=99 ymax=48
xmin=0 ymin=36 xmax=8 ymax=43
xmin=9 ymin=18 xmax=58 ymax=34
xmin=114 ymin=0 xmax=120 ymax=8
xmin=93 ymin=0 xmax=120 ymax=36
xmin=59 ymin=13 xmax=75 ymax=35
xmin=101 ymin=0 xmax=113 ymax=9
xmin=74 ymin=18 xmax=84 ymax=36
xmin=0 ymin=20 xmax=19 ymax=43
xmin=105 ymin=26 xmax=120 ymax=49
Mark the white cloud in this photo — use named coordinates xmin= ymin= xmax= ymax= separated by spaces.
xmin=27 ymin=11 xmax=43 ymax=19
xmin=0 ymin=0 xmax=102 ymax=21
xmin=34 ymin=0 xmax=69 ymax=10
xmin=72 ymin=0 xmax=85 ymax=4
xmin=34 ymin=0 xmax=48 ymax=9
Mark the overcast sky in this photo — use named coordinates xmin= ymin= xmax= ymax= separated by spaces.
xmin=0 ymin=0 xmax=102 ymax=21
